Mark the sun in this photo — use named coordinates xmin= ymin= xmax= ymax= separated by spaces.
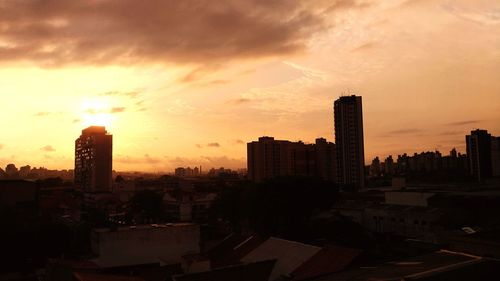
xmin=81 ymin=98 xmax=114 ymax=128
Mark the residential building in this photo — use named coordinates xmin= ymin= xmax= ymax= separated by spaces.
xmin=247 ymin=137 xmax=291 ymax=182
xmin=74 ymin=126 xmax=113 ymax=192
xmin=466 ymin=129 xmax=492 ymax=181
xmin=491 ymin=136 xmax=500 ymax=177
xmin=334 ymin=95 xmax=365 ymax=190
xmin=163 ymin=191 xmax=217 ymax=222
xmin=247 ymin=137 xmax=336 ymax=182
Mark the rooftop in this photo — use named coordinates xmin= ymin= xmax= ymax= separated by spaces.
xmin=93 ymin=223 xmax=197 ymax=233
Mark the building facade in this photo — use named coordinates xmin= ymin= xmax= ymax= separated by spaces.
xmin=334 ymin=95 xmax=365 ymax=190
xmin=247 ymin=137 xmax=336 ymax=182
xmin=75 ymin=126 xmax=113 ymax=192
xmin=466 ymin=129 xmax=492 ymax=181
xmin=491 ymin=137 xmax=500 ymax=177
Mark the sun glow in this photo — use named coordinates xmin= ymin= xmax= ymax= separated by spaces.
xmin=81 ymin=98 xmax=114 ymax=128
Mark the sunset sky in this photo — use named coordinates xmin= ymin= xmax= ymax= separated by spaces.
xmin=1 ymin=0 xmax=499 ymax=172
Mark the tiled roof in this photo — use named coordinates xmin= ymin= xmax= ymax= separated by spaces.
xmin=74 ymin=272 xmax=144 ymax=281
xmin=241 ymin=237 xmax=322 ymax=281
xmin=291 ymin=245 xmax=362 ymax=281
xmin=172 ymin=259 xmax=276 ymax=281
xmin=207 ymin=234 xmax=266 ymax=268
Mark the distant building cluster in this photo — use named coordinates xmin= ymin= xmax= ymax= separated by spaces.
xmin=369 ymin=129 xmax=500 ymax=184
xmin=369 ymin=149 xmax=468 ymax=177
xmin=174 ymin=166 xmax=201 ymax=177
xmin=0 ymin=163 xmax=74 ymax=180
xmin=206 ymin=167 xmax=240 ymax=177
xmin=247 ymin=95 xmax=364 ymax=190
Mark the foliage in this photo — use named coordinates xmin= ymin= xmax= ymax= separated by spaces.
xmin=128 ymin=189 xmax=165 ymax=223
xmin=211 ymin=176 xmax=339 ymax=241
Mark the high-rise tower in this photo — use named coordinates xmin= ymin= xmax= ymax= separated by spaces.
xmin=75 ymin=126 xmax=113 ymax=192
xmin=334 ymin=95 xmax=365 ymax=190
xmin=466 ymin=129 xmax=492 ymax=181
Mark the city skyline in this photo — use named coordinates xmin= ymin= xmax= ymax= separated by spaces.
xmin=1 ymin=0 xmax=499 ymax=172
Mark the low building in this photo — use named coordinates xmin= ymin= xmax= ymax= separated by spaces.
xmin=163 ymin=192 xmax=217 ymax=222
xmin=91 ymin=223 xmax=200 ymax=267
xmin=384 ymin=191 xmax=436 ymax=207
xmin=0 ymin=179 xmax=38 ymax=209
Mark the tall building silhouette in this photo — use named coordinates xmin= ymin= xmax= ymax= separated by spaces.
xmin=334 ymin=95 xmax=365 ymax=190
xmin=492 ymin=137 xmax=500 ymax=177
xmin=75 ymin=126 xmax=113 ymax=192
xmin=466 ymin=129 xmax=492 ymax=181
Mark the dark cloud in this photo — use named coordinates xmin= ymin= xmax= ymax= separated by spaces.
xmin=235 ymin=139 xmax=245 ymax=144
xmin=207 ymin=142 xmax=221 ymax=147
xmin=196 ymin=144 xmax=203 ymax=148
xmin=0 ymin=144 xmax=3 ymax=150
xmin=0 ymin=0 xmax=339 ymax=66
xmin=41 ymin=145 xmax=55 ymax=152
xmin=72 ymin=118 xmax=81 ymax=123
xmin=445 ymin=120 xmax=480 ymax=126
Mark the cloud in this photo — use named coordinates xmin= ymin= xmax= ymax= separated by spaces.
xmin=231 ymin=98 xmax=252 ymax=104
xmin=100 ymin=91 xmax=141 ymax=98
xmin=0 ymin=144 xmax=3 ymax=150
xmin=445 ymin=120 xmax=480 ymax=126
xmin=34 ymin=111 xmax=51 ymax=116
xmin=436 ymin=130 xmax=463 ymax=136
xmin=325 ymin=0 xmax=371 ymax=13
xmin=0 ymin=0 xmax=337 ymax=66
xmin=115 ymin=154 xmax=161 ymax=165
xmin=351 ymin=42 xmax=376 ymax=52
xmin=41 ymin=145 xmax=56 ymax=152
xmin=227 ymin=139 xmax=246 ymax=145
xmin=207 ymin=142 xmax=221 ymax=148
xmin=209 ymin=80 xmax=230 ymax=85
xmin=443 ymin=3 xmax=500 ymax=26
xmin=85 ymin=107 xmax=126 ymax=114
xmin=110 ymin=107 xmax=126 ymax=113
xmin=196 ymin=144 xmax=203 ymax=148
xmin=383 ymin=128 xmax=423 ymax=136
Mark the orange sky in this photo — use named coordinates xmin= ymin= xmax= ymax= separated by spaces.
xmin=0 ymin=0 xmax=499 ymax=172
